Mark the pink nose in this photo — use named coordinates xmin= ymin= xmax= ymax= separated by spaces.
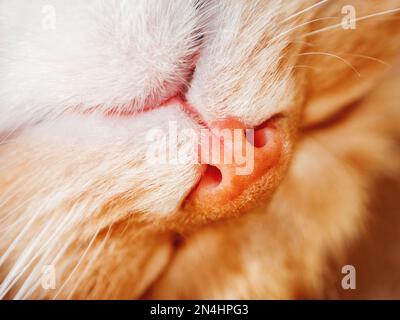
xmin=188 ymin=117 xmax=282 ymax=208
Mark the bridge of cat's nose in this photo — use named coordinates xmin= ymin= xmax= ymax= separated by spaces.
xmin=186 ymin=116 xmax=282 ymax=214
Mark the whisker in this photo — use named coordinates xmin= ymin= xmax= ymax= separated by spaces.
xmin=269 ymin=17 xmax=339 ymax=43
xmin=303 ymin=7 xmax=400 ymax=37
xmin=14 ymin=234 xmax=74 ymax=299
xmin=0 ymin=203 xmax=48 ymax=269
xmin=342 ymin=53 xmax=391 ymax=67
xmin=0 ymin=208 xmax=79 ymax=299
xmin=296 ymin=51 xmax=361 ymax=77
xmin=291 ymin=64 xmax=322 ymax=73
xmin=52 ymin=225 xmax=101 ymax=299
xmin=290 ymin=40 xmax=315 ymax=47
xmin=283 ymin=0 xmax=330 ymax=22
xmin=0 ymin=179 xmax=55 ymax=228
xmin=0 ymin=194 xmax=37 ymax=228
xmin=66 ymin=224 xmax=113 ymax=299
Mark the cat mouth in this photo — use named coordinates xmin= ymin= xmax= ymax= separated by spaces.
xmin=79 ymin=52 xmax=200 ymax=120
xmin=103 ymin=94 xmax=206 ymax=125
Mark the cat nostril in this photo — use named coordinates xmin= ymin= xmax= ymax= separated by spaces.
xmin=186 ymin=117 xmax=283 ymax=221
xmin=202 ymin=165 xmax=223 ymax=188
xmin=246 ymin=120 xmax=273 ymax=148
xmin=247 ymin=127 xmax=269 ymax=148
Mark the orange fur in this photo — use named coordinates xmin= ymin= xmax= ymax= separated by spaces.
xmin=0 ymin=0 xmax=400 ymax=299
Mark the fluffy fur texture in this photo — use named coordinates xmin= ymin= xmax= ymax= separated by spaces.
xmin=0 ymin=0 xmax=399 ymax=299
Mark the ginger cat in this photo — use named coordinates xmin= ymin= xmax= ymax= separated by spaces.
xmin=0 ymin=0 xmax=399 ymax=299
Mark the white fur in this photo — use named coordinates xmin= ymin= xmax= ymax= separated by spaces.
xmin=0 ymin=0 xmax=202 ymax=130
xmin=0 ymin=0 xmax=300 ymax=220
xmin=0 ymin=1 xmax=310 ymax=298
xmin=188 ymin=1 xmax=301 ymax=126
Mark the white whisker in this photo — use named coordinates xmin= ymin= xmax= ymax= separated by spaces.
xmin=303 ymin=7 xmax=400 ymax=37
xmin=270 ymin=17 xmax=338 ymax=43
xmin=296 ymin=51 xmax=361 ymax=77
xmin=52 ymin=225 xmax=101 ymax=299
xmin=283 ymin=0 xmax=330 ymax=22
xmin=66 ymin=224 xmax=113 ymax=299
xmin=0 ymin=203 xmax=48 ymax=269
xmin=14 ymin=235 xmax=74 ymax=299
xmin=0 ymin=207 xmax=79 ymax=299
xmin=291 ymin=64 xmax=322 ymax=73
xmin=342 ymin=53 xmax=391 ymax=67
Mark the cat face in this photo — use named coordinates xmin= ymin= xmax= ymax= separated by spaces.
xmin=0 ymin=0 xmax=302 ymax=229
xmin=0 ymin=0 xmax=399 ymax=298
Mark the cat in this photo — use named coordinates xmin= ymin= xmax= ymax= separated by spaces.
xmin=0 ymin=0 xmax=399 ymax=299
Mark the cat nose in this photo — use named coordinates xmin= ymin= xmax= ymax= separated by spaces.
xmin=187 ymin=118 xmax=282 ymax=213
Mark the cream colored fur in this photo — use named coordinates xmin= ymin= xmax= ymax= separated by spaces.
xmin=0 ymin=0 xmax=399 ymax=299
